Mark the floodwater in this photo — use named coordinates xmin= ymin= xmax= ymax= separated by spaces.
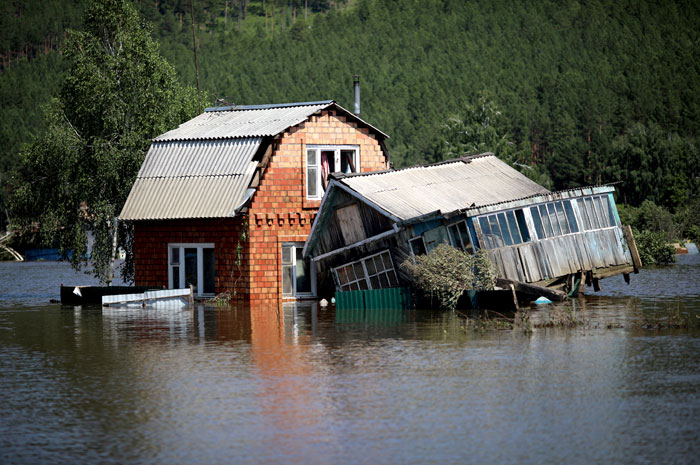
xmin=1 ymin=257 xmax=699 ymax=465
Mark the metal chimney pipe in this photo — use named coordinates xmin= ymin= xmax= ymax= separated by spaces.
xmin=353 ymin=75 xmax=360 ymax=116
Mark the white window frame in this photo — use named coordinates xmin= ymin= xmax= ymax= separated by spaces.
xmin=281 ymin=242 xmax=317 ymax=298
xmin=306 ymin=145 xmax=360 ymax=200
xmin=168 ymin=243 xmax=215 ymax=297
xmin=333 ymin=250 xmax=399 ymax=292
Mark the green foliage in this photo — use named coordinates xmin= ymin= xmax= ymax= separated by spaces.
xmin=8 ymin=0 xmax=198 ymax=283
xmin=634 ymin=229 xmax=675 ymax=266
xmin=3 ymin=0 xmax=700 ymax=228
xmin=401 ymin=244 xmax=496 ymax=311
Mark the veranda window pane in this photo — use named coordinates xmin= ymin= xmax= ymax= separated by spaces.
xmin=170 ymin=247 xmax=179 ymax=265
xmin=379 ymin=273 xmax=390 ymax=289
xmin=563 ymin=201 xmax=579 ymax=233
xmin=388 ymin=272 xmax=398 ymax=287
xmin=358 ymin=279 xmax=369 ymax=290
xmin=605 ymin=196 xmax=617 ymax=226
xmin=488 ymin=215 xmax=503 ymax=247
xmin=370 ymin=275 xmax=380 ymax=289
xmin=337 ymin=267 xmax=348 ymax=285
xmin=530 ymin=207 xmax=545 ymax=239
xmin=547 ymin=204 xmax=562 ymax=236
xmin=353 ymin=262 xmax=365 ymax=281
xmin=555 ymin=202 xmax=570 ymax=234
xmin=203 ymin=248 xmax=215 ymax=294
xmin=478 ymin=217 xmax=493 ymax=248
xmin=539 ymin=205 xmax=553 ymax=237
xmin=365 ymin=257 xmax=377 ymax=275
xmin=515 ymin=209 xmax=530 ymax=242
xmin=577 ymin=199 xmax=591 ymax=230
xmin=594 ymin=196 xmax=608 ymax=227
xmin=506 ymin=210 xmax=522 ymax=244
xmin=585 ymin=198 xmax=599 ymax=229
xmin=497 ymin=212 xmax=513 ymax=246
xmin=381 ymin=252 xmax=393 ymax=271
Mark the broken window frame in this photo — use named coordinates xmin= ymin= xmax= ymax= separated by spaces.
xmin=306 ymin=145 xmax=360 ymax=200
xmin=409 ymin=236 xmax=428 ymax=258
xmin=448 ymin=220 xmax=474 ymax=254
xmin=334 ymin=250 xmax=399 ymax=292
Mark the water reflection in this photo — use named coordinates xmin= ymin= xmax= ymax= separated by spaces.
xmin=1 ymin=257 xmax=700 ymax=464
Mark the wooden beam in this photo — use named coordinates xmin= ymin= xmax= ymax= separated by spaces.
xmin=496 ymin=277 xmax=567 ymax=302
xmin=591 ymin=264 xmax=635 ymax=280
xmin=623 ymin=225 xmax=642 ymax=272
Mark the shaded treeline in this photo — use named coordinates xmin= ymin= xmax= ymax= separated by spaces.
xmin=2 ymin=0 xmax=699 ymax=224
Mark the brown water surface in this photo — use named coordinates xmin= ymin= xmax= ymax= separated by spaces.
xmin=1 ymin=256 xmax=699 ymax=464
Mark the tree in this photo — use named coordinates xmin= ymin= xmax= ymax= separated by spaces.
xmin=9 ymin=0 xmax=198 ymax=283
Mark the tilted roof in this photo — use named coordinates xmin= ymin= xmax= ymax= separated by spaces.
xmin=334 ymin=154 xmax=550 ymax=221
xmin=121 ymin=100 xmax=386 ymax=221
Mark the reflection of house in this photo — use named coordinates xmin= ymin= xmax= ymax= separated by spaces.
xmin=304 ymin=153 xmax=639 ymax=298
xmin=120 ymin=101 xmax=389 ymax=301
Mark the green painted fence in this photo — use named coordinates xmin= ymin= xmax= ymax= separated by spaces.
xmin=335 ymin=287 xmax=411 ymax=312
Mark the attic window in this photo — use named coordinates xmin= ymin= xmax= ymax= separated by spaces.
xmin=306 ymin=145 xmax=359 ymax=200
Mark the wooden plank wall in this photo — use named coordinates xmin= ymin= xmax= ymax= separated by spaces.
xmin=486 ymin=227 xmax=633 ymax=282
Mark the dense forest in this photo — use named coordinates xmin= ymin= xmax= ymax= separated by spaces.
xmin=2 ymin=0 xmax=699 ymax=232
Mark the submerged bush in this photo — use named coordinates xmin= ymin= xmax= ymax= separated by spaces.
xmin=401 ymin=244 xmax=496 ymax=311
xmin=634 ymin=229 xmax=675 ymax=265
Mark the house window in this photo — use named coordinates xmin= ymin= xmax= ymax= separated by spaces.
xmin=409 ymin=236 xmax=427 ymax=257
xmin=306 ymin=145 xmax=359 ymax=199
xmin=577 ymin=195 xmax=617 ymax=231
xmin=529 ymin=200 xmax=580 ymax=240
xmin=477 ymin=209 xmax=530 ymax=249
xmin=281 ymin=243 xmax=315 ymax=297
xmin=334 ymin=250 xmax=399 ymax=292
xmin=168 ymin=244 xmax=215 ymax=296
xmin=448 ymin=220 xmax=474 ymax=254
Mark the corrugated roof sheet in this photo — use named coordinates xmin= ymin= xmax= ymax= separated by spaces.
xmin=155 ymin=102 xmax=333 ymax=141
xmin=339 ymin=155 xmax=550 ymax=221
xmin=120 ymin=138 xmax=260 ymax=220
xmin=137 ymin=138 xmax=261 ymax=177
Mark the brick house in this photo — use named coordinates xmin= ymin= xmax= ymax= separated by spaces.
xmin=119 ymin=101 xmax=389 ymax=301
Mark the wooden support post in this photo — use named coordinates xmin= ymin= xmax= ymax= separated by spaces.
xmin=592 ymin=277 xmax=600 ymax=292
xmin=509 ymin=284 xmax=520 ymax=312
xmin=623 ymin=225 xmax=643 ymax=273
xmin=623 ymin=273 xmax=630 ymax=284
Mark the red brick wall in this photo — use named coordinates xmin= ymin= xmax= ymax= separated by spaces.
xmin=133 ymin=218 xmax=250 ymax=299
xmin=247 ymin=109 xmax=387 ymax=301
xmin=133 ymin=108 xmax=387 ymax=303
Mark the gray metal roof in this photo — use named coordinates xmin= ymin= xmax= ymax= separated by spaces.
xmin=155 ymin=101 xmax=333 ymax=141
xmin=338 ymin=154 xmax=550 ymax=221
xmin=155 ymin=100 xmax=388 ymax=141
xmin=120 ymin=138 xmax=260 ymax=220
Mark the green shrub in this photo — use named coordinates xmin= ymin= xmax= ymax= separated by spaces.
xmin=634 ymin=229 xmax=675 ymax=265
xmin=401 ymin=244 xmax=496 ymax=311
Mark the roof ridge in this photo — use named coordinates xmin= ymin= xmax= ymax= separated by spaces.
xmin=204 ymin=100 xmax=334 ymax=112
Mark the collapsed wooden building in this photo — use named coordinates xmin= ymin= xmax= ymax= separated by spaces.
xmin=303 ymin=153 xmax=641 ymax=302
